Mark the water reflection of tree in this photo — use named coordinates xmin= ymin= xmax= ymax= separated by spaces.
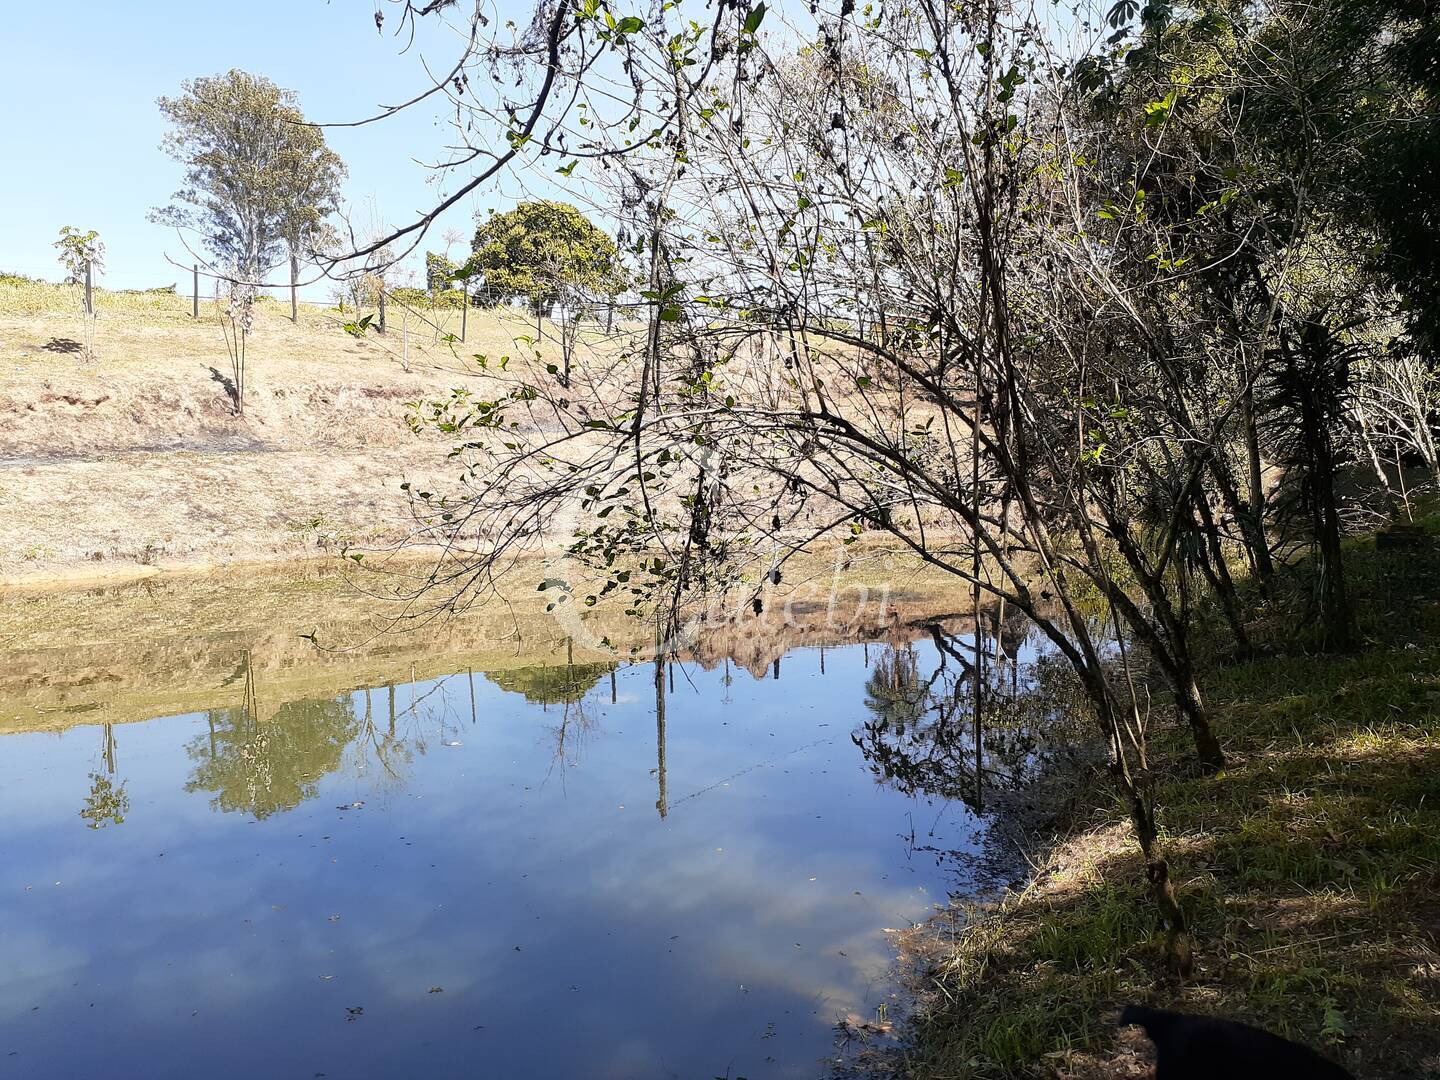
xmin=654 ymin=653 xmax=667 ymax=819
xmin=547 ymin=696 xmax=600 ymax=773
xmin=80 ymin=724 xmax=129 ymax=829
xmin=484 ymin=644 xmax=619 ymax=779
xmin=862 ymin=646 xmax=931 ymax=732
xmin=484 ymin=661 xmax=615 ymax=706
xmin=185 ymin=694 xmax=361 ymax=819
xmin=349 ymin=682 xmax=419 ymax=787
xmin=858 ymin=644 xmax=977 ymax=803
xmin=854 ymin=633 xmax=1091 ymax=814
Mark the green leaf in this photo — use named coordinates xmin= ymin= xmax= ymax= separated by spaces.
xmin=742 ymin=1 xmax=767 ymax=34
xmin=1143 ymin=89 xmax=1180 ymax=128
xmin=342 ymin=313 xmax=374 ymax=338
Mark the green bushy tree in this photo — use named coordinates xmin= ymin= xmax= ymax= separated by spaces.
xmin=465 ymin=201 xmax=620 ymax=315
xmin=152 ymin=69 xmax=345 ymax=287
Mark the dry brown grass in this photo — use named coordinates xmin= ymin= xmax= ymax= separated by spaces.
xmin=0 ymin=281 xmax=599 ymax=583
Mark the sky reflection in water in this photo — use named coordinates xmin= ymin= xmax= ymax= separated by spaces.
xmin=0 ymin=638 xmax=1008 ymax=1079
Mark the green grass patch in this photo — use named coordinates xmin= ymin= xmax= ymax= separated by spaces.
xmin=899 ymin=524 xmax=1440 ymax=1078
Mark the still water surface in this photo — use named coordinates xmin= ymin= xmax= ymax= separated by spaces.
xmin=0 ymin=621 xmax=1020 ymax=1079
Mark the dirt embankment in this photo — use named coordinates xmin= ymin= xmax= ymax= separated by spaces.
xmin=0 ymin=289 xmax=563 ymax=585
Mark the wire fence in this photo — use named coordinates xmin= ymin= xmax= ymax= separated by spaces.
xmin=365 ymin=283 xmax=656 ymax=343
xmin=4 ymin=258 xmax=883 ymax=341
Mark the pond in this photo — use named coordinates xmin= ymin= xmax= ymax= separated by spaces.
xmin=0 ymin=567 xmax=1055 ymax=1078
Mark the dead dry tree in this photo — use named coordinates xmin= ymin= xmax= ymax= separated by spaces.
xmin=218 ymin=281 xmax=253 ymax=416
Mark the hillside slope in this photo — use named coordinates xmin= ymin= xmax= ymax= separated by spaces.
xmin=0 ymin=282 xmax=580 ymax=584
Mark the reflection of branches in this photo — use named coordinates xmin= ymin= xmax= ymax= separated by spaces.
xmin=80 ymin=772 xmax=129 ymax=829
xmin=544 ymin=695 xmax=600 ymax=783
xmin=406 ymin=672 xmax=463 ymax=722
xmin=348 ymin=673 xmax=468 ymax=783
xmin=352 ymin=683 xmax=415 ymax=784
xmin=927 ymin=624 xmax=974 ymax=679
xmin=853 ymin=640 xmax=1091 ymax=813
xmin=185 ymin=660 xmax=361 ymax=819
xmin=540 ymin=642 xmax=616 ymax=782
xmin=80 ymin=724 xmax=128 ymax=828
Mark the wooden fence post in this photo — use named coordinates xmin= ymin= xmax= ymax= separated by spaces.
xmin=84 ymin=259 xmax=93 ymax=316
xmin=192 ymin=264 xmax=199 ymax=318
xmin=378 ymin=290 xmax=387 ymax=334
xmin=290 ymin=254 xmax=299 ymax=323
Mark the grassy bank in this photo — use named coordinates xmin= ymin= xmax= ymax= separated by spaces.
xmin=894 ymin=521 xmax=1440 ymax=1078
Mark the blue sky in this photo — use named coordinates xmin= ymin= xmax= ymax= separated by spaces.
xmin=0 ymin=0 xmax=558 ymax=298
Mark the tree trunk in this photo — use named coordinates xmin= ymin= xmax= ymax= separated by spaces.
xmin=1209 ymin=453 xmax=1275 ymax=589
xmin=1174 ymin=671 xmax=1225 ymax=770
xmin=1086 ymin=673 xmax=1195 ymax=977
xmin=1421 ymin=421 xmax=1440 ymax=491
xmin=560 ymin=303 xmax=572 ymax=389
xmin=1312 ymin=445 xmax=1355 ymax=650
xmin=1192 ymin=494 xmax=1252 ymax=657
xmin=1101 ymin=576 xmax=1226 ymax=772
xmin=1240 ymin=384 xmax=1275 ymax=583
xmin=290 ymin=254 xmax=299 ymax=323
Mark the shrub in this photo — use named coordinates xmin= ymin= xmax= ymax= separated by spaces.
xmin=388 ymin=287 xmax=433 ymax=309
xmin=115 ymin=285 xmax=178 ymax=296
